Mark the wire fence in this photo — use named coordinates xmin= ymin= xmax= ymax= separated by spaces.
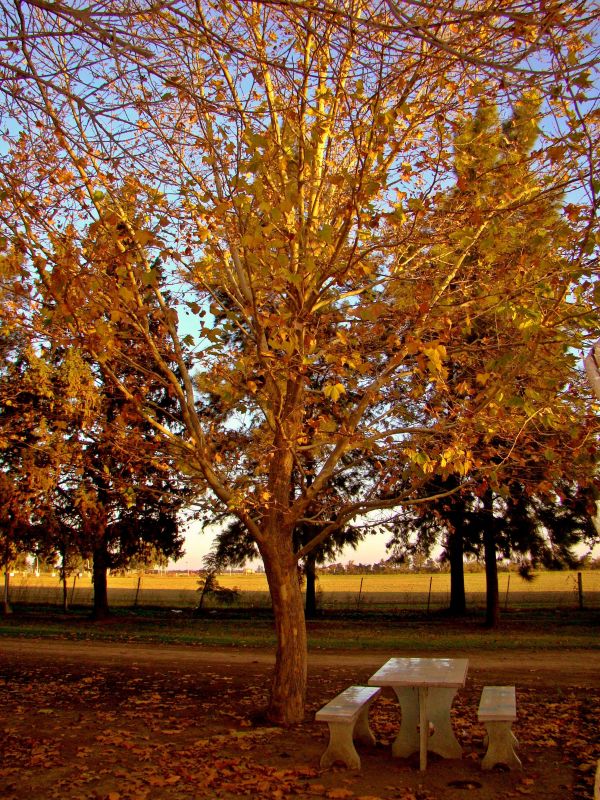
xmin=6 ymin=570 xmax=600 ymax=612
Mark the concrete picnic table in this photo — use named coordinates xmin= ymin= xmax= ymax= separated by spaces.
xmin=368 ymin=656 xmax=469 ymax=771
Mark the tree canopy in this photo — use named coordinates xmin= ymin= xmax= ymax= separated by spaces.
xmin=1 ymin=0 xmax=598 ymax=722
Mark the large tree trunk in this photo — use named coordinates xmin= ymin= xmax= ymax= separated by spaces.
xmin=483 ymin=491 xmax=499 ymax=629
xmin=260 ymin=535 xmax=307 ymax=725
xmin=304 ymin=552 xmax=318 ymax=619
xmin=447 ymin=526 xmax=466 ymax=616
xmin=91 ymin=541 xmax=110 ymax=620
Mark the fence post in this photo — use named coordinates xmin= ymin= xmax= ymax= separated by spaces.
xmin=578 ymin=571 xmax=584 ymax=610
xmin=134 ymin=576 xmax=142 ymax=608
xmin=356 ymin=576 xmax=364 ymax=611
xmin=427 ymin=576 xmax=433 ymax=613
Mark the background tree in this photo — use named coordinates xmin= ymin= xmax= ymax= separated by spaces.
xmin=502 ymin=481 xmax=599 ymax=572
xmin=204 ymin=514 xmax=365 ymax=619
xmin=0 ymin=332 xmax=186 ymax=617
xmin=381 ymin=95 xmax=600 ymax=624
xmin=385 ymin=477 xmax=476 ymax=617
xmin=0 ymin=474 xmax=28 ymax=615
xmin=0 ymin=246 xmax=67 ymax=613
xmin=0 ymin=220 xmax=187 ymax=617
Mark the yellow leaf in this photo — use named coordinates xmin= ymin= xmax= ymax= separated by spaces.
xmin=133 ymin=229 xmax=153 ymax=246
xmin=424 ymin=343 xmax=447 ymax=374
xmin=323 ymin=382 xmax=346 ymax=402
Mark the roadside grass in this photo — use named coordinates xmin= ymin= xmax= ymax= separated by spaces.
xmin=1 ymin=606 xmax=598 ymax=652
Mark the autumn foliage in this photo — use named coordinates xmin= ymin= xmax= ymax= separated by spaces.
xmin=0 ymin=1 xmax=598 ymax=721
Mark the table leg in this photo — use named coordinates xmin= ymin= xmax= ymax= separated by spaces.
xmin=391 ymin=687 xmax=420 ymax=758
xmin=419 ymin=687 xmax=429 ymax=771
xmin=426 ymin=687 xmax=463 ymax=759
xmin=390 ymin=686 xmax=463 ymax=766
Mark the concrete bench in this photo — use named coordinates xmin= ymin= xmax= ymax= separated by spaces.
xmin=478 ymin=685 xmax=522 ymax=770
xmin=316 ymin=685 xmax=381 ymax=770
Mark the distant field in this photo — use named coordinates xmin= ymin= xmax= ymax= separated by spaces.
xmin=8 ymin=569 xmax=600 ymax=610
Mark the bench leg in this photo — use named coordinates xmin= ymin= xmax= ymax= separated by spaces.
xmin=353 ymin=695 xmax=378 ymax=746
xmin=481 ymin=721 xmax=522 ymax=771
xmin=320 ymin=721 xmax=361 ymax=770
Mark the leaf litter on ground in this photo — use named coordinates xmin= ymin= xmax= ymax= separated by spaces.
xmin=0 ymin=653 xmax=598 ymax=800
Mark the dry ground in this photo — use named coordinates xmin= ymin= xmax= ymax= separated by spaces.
xmin=1 ymin=638 xmax=599 ymax=800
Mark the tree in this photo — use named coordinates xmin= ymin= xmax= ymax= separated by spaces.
xmin=195 ymin=561 xmax=239 ymax=613
xmin=0 ymin=219 xmax=187 ymax=618
xmin=502 ymin=480 xmax=599 ymax=572
xmin=38 ymin=191 xmax=191 ymax=617
xmin=407 ymin=94 xmax=598 ymax=623
xmin=384 ymin=92 xmax=599 ymax=623
xmin=389 ymin=474 xmax=599 ymax=625
xmin=0 ymin=243 xmax=63 ymax=613
xmin=39 ymin=350 xmax=187 ymax=620
xmin=0 ymin=332 xmax=186 ymax=618
xmin=1 ymin=2 xmax=598 ymax=723
xmin=474 ymin=481 xmax=599 ymax=627
xmin=0 ymin=474 xmax=28 ymax=615
xmin=386 ymin=477 xmax=476 ymax=616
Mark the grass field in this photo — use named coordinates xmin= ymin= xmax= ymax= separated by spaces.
xmin=7 ymin=569 xmax=600 ymax=610
xmin=1 ymin=601 xmax=598 ymax=652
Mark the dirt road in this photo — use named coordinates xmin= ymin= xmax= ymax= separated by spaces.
xmin=3 ymin=636 xmax=600 ymax=688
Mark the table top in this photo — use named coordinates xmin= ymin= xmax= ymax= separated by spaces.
xmin=368 ymin=657 xmax=469 ymax=689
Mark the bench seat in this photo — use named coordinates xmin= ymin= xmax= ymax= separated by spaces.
xmin=478 ymin=685 xmax=521 ymax=770
xmin=316 ymin=685 xmax=381 ymax=769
